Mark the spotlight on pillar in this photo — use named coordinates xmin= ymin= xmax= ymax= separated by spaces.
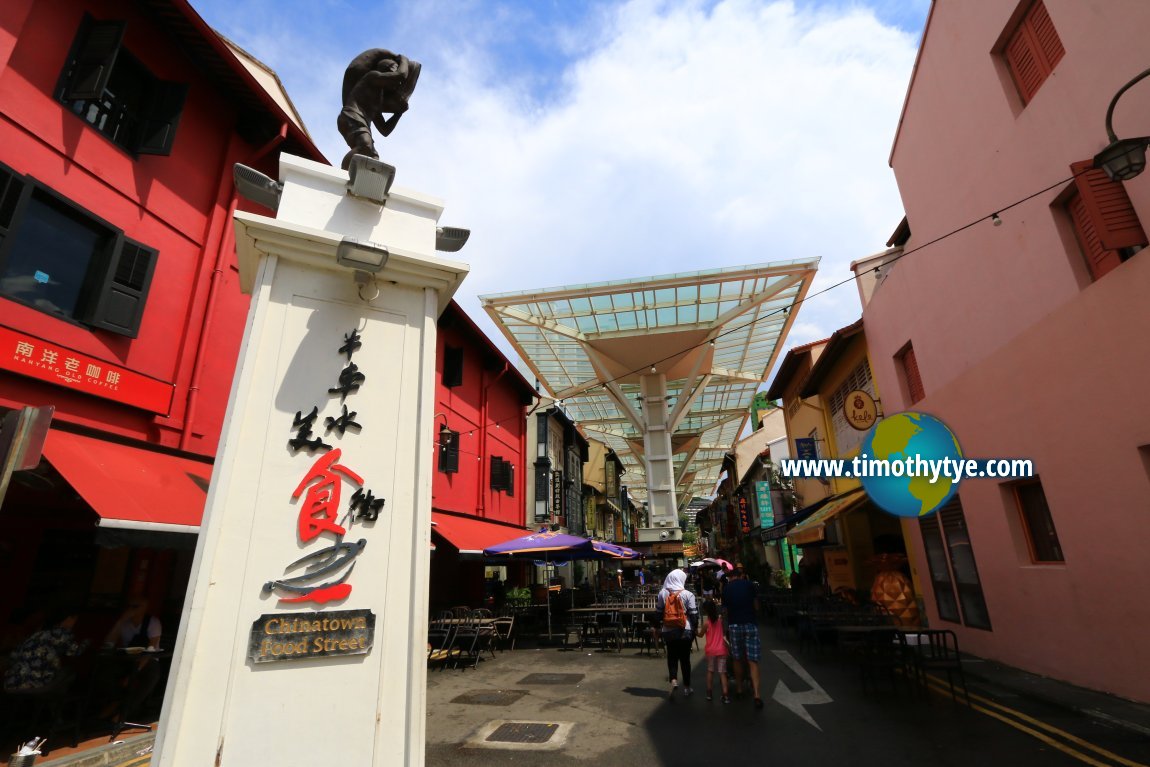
xmin=233 ymin=164 xmax=282 ymax=212
xmin=1093 ymin=67 xmax=1150 ymax=182
xmin=336 ymin=237 xmax=389 ymax=273
xmin=346 ymin=155 xmax=396 ymax=203
xmin=435 ymin=226 xmax=471 ymax=252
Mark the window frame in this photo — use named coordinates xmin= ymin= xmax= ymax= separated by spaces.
xmin=0 ymin=163 xmax=156 ymax=338
xmin=1002 ymin=0 xmax=1064 ymax=105
xmin=919 ymin=496 xmax=993 ymax=630
xmin=896 ymin=343 xmax=925 ymax=405
xmin=442 ymin=345 xmax=464 ymax=388
xmin=57 ymin=14 xmax=187 ymax=157
xmin=1013 ymin=480 xmax=1064 ymax=564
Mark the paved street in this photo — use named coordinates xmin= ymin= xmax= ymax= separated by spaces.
xmin=425 ymin=625 xmax=1150 ymax=767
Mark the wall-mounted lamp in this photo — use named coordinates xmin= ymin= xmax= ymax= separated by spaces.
xmin=337 ymin=238 xmax=389 ymax=273
xmin=1093 ymin=67 xmax=1150 ymax=182
xmin=346 ymin=155 xmax=396 ymax=203
xmin=991 ymin=213 xmax=1003 ymax=226
xmin=435 ymin=227 xmax=471 ymax=252
xmin=233 ymin=164 xmax=282 ymax=212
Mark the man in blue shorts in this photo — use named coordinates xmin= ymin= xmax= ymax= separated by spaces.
xmin=723 ymin=565 xmax=763 ymax=708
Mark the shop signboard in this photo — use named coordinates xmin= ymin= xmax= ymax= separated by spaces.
xmin=0 ymin=326 xmax=173 ymax=414
xmin=754 ymin=481 xmax=773 ymax=529
xmin=794 ymin=437 xmax=817 ymax=460
xmin=250 ymin=609 xmax=375 ymax=663
xmin=738 ymin=496 xmax=751 ymax=533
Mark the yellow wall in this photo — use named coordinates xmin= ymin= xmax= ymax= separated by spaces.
xmin=778 ymin=345 xmax=831 ymax=510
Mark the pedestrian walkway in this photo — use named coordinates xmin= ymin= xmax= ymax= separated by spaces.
xmin=34 ymin=623 xmax=1150 ymax=767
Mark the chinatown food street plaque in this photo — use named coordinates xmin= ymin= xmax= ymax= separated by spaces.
xmin=249 ymin=609 xmax=375 ymax=664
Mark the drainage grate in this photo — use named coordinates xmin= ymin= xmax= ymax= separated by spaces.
xmin=518 ymin=673 xmax=584 ymax=685
xmin=485 ymin=722 xmax=559 ymax=744
xmin=452 ymin=690 xmax=528 ymax=705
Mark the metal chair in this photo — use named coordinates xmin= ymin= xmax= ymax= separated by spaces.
xmin=908 ymin=629 xmax=970 ymax=704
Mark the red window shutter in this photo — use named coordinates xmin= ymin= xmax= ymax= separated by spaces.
xmin=1070 ymin=160 xmax=1148 ymax=252
xmin=1028 ymin=1 xmax=1064 ymax=71
xmin=1005 ymin=24 xmax=1043 ymax=103
xmin=1004 ymin=1 xmax=1063 ymax=104
xmin=900 ymin=346 xmax=925 ymax=404
xmin=1067 ymin=190 xmax=1123 ymax=280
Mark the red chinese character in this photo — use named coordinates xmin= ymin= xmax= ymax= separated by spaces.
xmin=292 ymin=449 xmax=363 ymax=542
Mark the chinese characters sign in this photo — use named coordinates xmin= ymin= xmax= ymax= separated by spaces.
xmin=0 ymin=326 xmax=172 ymax=414
xmin=738 ymin=496 xmax=751 ymax=533
xmin=262 ymin=328 xmax=386 ymax=607
xmin=754 ymin=481 xmax=774 ymax=529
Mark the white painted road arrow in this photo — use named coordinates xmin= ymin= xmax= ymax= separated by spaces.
xmin=771 ymin=649 xmax=833 ymax=730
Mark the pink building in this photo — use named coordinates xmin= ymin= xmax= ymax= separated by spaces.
xmin=858 ymin=0 xmax=1150 ymax=702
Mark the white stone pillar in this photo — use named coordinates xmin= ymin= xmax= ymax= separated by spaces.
xmin=153 ymin=155 xmax=467 ymax=767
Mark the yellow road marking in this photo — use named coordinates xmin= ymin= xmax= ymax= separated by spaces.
xmin=924 ymin=678 xmax=1148 ymax=767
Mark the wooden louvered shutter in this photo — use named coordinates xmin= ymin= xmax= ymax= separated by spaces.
xmin=490 ymin=456 xmax=505 ymax=491
xmin=1067 ymin=186 xmax=1124 ymax=281
xmin=1004 ymin=0 xmax=1064 ymax=104
xmin=438 ymin=430 xmax=459 ymax=474
xmin=137 ymin=81 xmax=188 ymax=156
xmin=899 ymin=345 xmax=924 ymax=404
xmin=86 ymin=238 xmax=157 ymax=338
xmin=1070 ymin=160 xmax=1148 ymax=253
xmin=62 ymin=17 xmax=126 ymax=101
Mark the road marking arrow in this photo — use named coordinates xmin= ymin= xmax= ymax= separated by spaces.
xmin=771 ymin=649 xmax=832 ymax=730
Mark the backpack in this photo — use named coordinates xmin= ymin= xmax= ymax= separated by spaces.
xmin=663 ymin=590 xmax=687 ymax=629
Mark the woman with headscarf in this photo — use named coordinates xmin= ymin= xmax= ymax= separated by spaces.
xmin=657 ymin=568 xmax=699 ymax=698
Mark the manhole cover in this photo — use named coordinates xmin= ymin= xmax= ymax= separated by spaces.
xmin=486 ymin=722 xmax=559 ymax=744
xmin=452 ymin=690 xmax=528 ymax=705
xmin=518 ymin=673 xmax=584 ymax=685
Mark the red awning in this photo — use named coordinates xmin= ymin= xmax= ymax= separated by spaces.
xmin=42 ymin=429 xmax=212 ymax=532
xmin=431 ymin=512 xmax=525 ymax=555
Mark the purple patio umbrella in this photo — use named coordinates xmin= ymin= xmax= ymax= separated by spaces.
xmin=591 ymin=541 xmax=640 ymax=559
xmin=485 ymin=530 xmax=601 ymax=637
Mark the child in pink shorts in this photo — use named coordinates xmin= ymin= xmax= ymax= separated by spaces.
xmin=698 ymin=599 xmax=730 ymax=703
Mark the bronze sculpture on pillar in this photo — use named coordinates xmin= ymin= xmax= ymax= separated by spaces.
xmin=337 ymin=49 xmax=422 ymax=170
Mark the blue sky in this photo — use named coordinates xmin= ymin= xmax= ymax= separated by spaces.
xmin=193 ymin=0 xmax=930 ymax=375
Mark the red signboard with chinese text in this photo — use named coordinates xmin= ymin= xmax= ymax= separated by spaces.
xmin=0 ymin=326 xmax=173 ymax=415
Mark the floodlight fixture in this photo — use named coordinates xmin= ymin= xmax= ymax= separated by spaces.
xmin=336 ymin=237 xmax=389 ymax=273
xmin=233 ymin=164 xmax=282 ymax=212
xmin=435 ymin=226 xmax=471 ymax=252
xmin=346 ymin=155 xmax=396 ymax=203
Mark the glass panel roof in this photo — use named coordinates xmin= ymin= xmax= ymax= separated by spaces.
xmin=482 ymin=258 xmax=818 ymax=505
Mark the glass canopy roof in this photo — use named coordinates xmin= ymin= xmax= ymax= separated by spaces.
xmin=481 ymin=259 xmax=819 ymax=506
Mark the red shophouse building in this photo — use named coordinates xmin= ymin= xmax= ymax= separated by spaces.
xmin=0 ymin=0 xmax=321 ymax=650
xmin=428 ymin=302 xmax=535 ymax=609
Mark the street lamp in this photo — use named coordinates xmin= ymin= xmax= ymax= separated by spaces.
xmin=1093 ymin=67 xmax=1150 ymax=182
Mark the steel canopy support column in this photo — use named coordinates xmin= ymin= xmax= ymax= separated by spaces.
xmin=639 ymin=372 xmax=678 ymax=533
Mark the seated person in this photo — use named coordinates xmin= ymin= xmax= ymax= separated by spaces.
xmin=104 ymin=598 xmax=161 ymax=650
xmin=97 ymin=598 xmax=163 ymax=726
xmin=2 ymin=606 xmax=88 ymax=694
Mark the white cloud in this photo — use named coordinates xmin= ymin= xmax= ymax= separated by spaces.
xmin=197 ymin=0 xmax=919 ymax=368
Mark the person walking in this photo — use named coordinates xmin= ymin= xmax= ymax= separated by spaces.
xmin=723 ymin=565 xmax=764 ymax=708
xmin=698 ymin=598 xmax=730 ymax=703
xmin=657 ymin=568 xmax=699 ymax=698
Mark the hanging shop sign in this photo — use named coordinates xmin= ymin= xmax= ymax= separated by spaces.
xmin=249 ymin=609 xmax=375 ymax=664
xmin=0 ymin=326 xmax=173 ymax=414
xmin=844 ymin=389 xmax=878 ymax=431
xmin=738 ymin=495 xmax=751 ymax=533
xmin=263 ymin=328 xmax=386 ymax=607
xmin=794 ymin=437 xmax=817 ymax=460
xmin=551 ymin=469 xmax=564 ymax=518
xmin=754 ymin=481 xmax=774 ymax=529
